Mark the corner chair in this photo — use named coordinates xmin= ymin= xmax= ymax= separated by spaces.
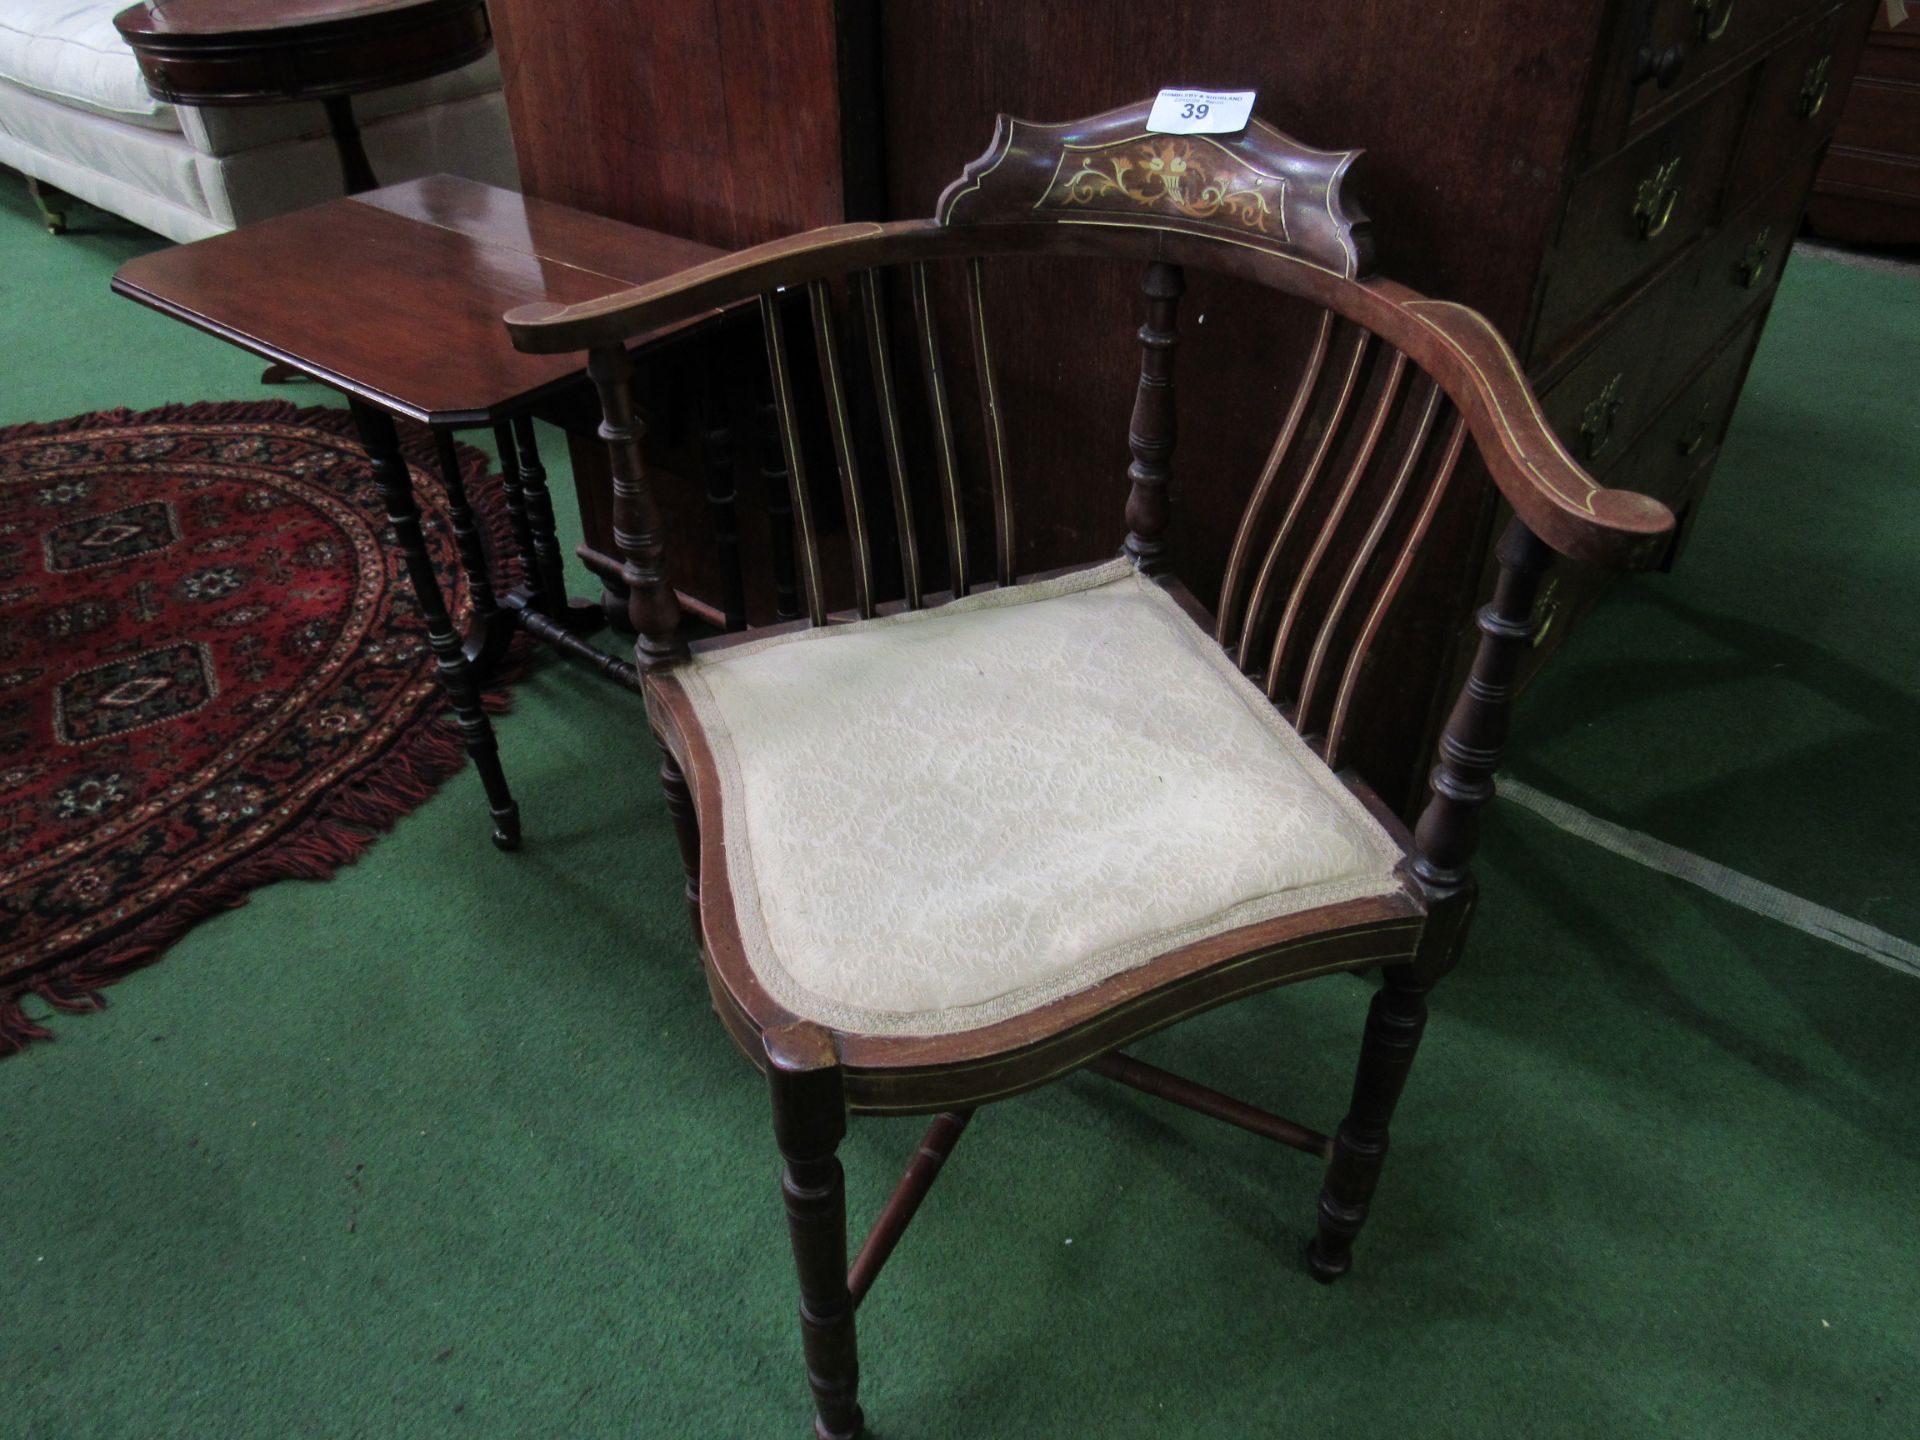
xmin=505 ymin=99 xmax=1675 ymax=1438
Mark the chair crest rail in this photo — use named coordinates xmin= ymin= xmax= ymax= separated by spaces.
xmin=935 ymin=99 xmax=1372 ymax=278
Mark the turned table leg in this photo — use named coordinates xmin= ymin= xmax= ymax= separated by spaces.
xmin=431 ymin=427 xmax=515 ymax=678
xmin=350 ymin=399 xmax=521 ymax=851
xmin=508 ymin=415 xmax=603 ymax=635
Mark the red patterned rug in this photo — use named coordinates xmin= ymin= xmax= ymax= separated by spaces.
xmin=0 ymin=401 xmax=518 ymax=1054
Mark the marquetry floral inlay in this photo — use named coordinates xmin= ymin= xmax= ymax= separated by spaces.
xmin=1046 ymin=138 xmax=1285 ymax=236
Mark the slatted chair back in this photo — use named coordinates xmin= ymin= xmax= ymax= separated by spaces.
xmin=508 ymin=99 xmax=1671 ymax=777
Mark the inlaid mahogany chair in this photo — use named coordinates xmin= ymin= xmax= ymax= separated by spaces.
xmin=507 ymin=101 xmax=1674 ymax=1438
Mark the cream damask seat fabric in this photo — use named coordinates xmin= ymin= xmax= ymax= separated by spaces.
xmin=673 ymin=560 xmax=1405 ymax=1039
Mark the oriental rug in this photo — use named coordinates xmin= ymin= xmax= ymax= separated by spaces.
xmin=0 ymin=402 xmax=517 ymax=1054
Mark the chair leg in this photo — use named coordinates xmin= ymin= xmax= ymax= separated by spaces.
xmin=766 ymin=1026 xmax=864 ymax=1440
xmin=1309 ymin=964 xmax=1433 ymax=1283
xmin=657 ymin=746 xmax=700 ymax=940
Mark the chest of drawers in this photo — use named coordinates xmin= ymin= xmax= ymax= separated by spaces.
xmin=1518 ymin=0 xmax=1875 ymax=675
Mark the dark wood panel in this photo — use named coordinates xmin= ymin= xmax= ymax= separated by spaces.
xmin=875 ymin=0 xmax=1595 ymax=813
xmin=879 ymin=2 xmax=1591 ymax=333
xmin=489 ymin=0 xmax=847 ymax=248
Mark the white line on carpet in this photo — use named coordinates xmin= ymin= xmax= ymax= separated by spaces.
xmin=1499 ymin=777 xmax=1920 ymax=982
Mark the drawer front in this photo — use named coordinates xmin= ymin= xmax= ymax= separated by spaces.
xmin=1613 ymin=313 xmax=1764 ymax=507
xmin=1830 ymin=74 xmax=1920 ymax=158
xmin=1598 ymin=0 xmax=1839 ymax=147
xmin=1536 ymin=82 xmax=1748 ymax=359
xmin=1857 ymin=18 xmax=1920 ymax=85
xmin=1539 ymin=298 xmax=1672 ymax=474
xmin=1661 ymin=151 xmax=1818 ymax=362
xmin=1537 ymin=153 xmax=1808 ymax=465
xmin=1726 ymin=4 xmax=1860 ymax=206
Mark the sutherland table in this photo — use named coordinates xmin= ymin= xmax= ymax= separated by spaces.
xmin=112 ymin=175 xmax=721 ymax=849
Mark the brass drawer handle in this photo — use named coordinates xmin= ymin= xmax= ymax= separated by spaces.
xmin=1579 ymin=373 xmax=1626 ymax=462
xmin=1693 ymin=0 xmax=1736 ymax=42
xmin=1677 ymin=399 xmax=1715 ymax=457
xmin=1797 ymin=54 xmax=1832 ymax=118
xmin=1738 ymin=225 xmax=1773 ymax=289
xmin=1633 ymin=158 xmax=1681 ymax=239
xmin=1531 ymin=578 xmax=1562 ymax=649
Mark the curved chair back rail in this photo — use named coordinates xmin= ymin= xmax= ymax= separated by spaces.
xmin=509 ymin=219 xmax=1668 ymax=563
xmin=508 ymin=212 xmax=1670 ymax=776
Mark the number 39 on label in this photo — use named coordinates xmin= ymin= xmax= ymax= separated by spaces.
xmin=1146 ymin=88 xmax=1256 ymax=136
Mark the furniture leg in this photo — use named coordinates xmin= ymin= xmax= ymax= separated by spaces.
xmin=509 ymin=415 xmax=603 ymax=634
xmin=349 ymin=398 xmax=521 ymax=851
xmin=491 ymin=420 xmax=544 ymax=609
xmin=766 ymin=1026 xmax=864 ymax=1440
xmin=25 ymin=177 xmax=67 ymax=235
xmin=322 ymin=93 xmax=379 ymax=194
xmin=1309 ymin=963 xmax=1433 ymax=1282
xmin=431 ymin=428 xmax=514 ymax=676
xmin=658 ymin=745 xmax=700 ymax=940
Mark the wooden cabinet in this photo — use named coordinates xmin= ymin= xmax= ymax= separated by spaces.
xmin=490 ymin=0 xmax=1877 ymax=815
xmin=1809 ymin=4 xmax=1920 ymax=241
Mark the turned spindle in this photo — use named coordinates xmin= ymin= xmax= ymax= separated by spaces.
xmin=1122 ymin=260 xmax=1184 ymax=572
xmin=586 ymin=344 xmax=687 ymax=671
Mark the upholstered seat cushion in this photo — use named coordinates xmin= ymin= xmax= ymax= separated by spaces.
xmin=673 ymin=560 xmax=1404 ymax=1038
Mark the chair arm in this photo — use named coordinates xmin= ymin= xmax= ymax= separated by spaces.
xmin=503 ymin=221 xmax=932 ymax=355
xmin=1402 ymin=299 xmax=1676 ymax=571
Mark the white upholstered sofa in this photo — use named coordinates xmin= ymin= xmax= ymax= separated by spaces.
xmin=0 ymin=2 xmax=519 ymax=243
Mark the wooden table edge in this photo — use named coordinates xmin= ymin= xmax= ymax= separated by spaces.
xmin=109 ymin=271 xmax=735 ymax=428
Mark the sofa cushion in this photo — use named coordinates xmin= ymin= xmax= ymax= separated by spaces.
xmin=0 ymin=3 xmax=178 ymax=132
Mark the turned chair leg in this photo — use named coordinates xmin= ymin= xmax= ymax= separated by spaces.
xmin=657 ymin=746 xmax=700 ymax=941
xmin=766 ymin=1026 xmax=864 ymax=1440
xmin=1309 ymin=963 xmax=1434 ymax=1282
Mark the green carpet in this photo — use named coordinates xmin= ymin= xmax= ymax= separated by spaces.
xmin=2 ymin=180 xmax=1915 ymax=1438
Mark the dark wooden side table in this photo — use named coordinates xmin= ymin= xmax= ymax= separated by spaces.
xmin=113 ymin=177 xmax=721 ymax=849
xmin=113 ymin=0 xmax=493 ymax=196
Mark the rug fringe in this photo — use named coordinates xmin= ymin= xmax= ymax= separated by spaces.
xmin=0 ymin=666 xmax=524 ymax=1056
xmin=1 ymin=404 xmax=537 ymax=1056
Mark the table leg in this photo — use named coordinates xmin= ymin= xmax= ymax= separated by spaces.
xmin=350 ymin=399 xmax=520 ymax=851
xmin=323 ymin=94 xmax=379 ymax=195
xmin=431 ymin=428 xmax=515 ymax=677
xmin=491 ymin=420 xmax=543 ymax=610
xmin=508 ymin=416 xmax=602 ymax=634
